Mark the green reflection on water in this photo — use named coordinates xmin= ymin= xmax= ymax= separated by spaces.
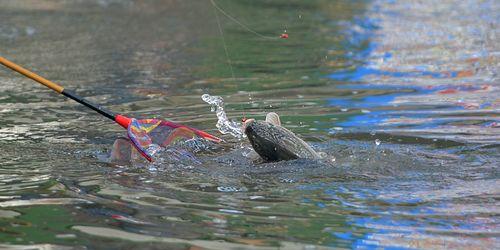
xmin=0 ymin=205 xmax=78 ymax=245
xmin=197 ymin=0 xmax=369 ymax=94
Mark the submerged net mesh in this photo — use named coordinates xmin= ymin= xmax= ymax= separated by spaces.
xmin=126 ymin=118 xmax=221 ymax=161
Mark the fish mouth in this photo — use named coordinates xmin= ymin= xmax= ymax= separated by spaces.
xmin=242 ymin=118 xmax=255 ymax=134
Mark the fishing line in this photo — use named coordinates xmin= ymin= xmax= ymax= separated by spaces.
xmin=209 ymin=0 xmax=287 ymax=120
xmin=210 ymin=0 xmax=280 ymax=40
xmin=212 ymin=1 xmax=235 ymax=79
xmin=210 ymin=0 xmax=244 ymax=120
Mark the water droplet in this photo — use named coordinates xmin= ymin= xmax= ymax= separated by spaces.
xmin=375 ymin=139 xmax=381 ymax=146
xmin=202 ymin=94 xmax=245 ymax=139
xmin=370 ymin=130 xmax=376 ymax=136
xmin=146 ymin=144 xmax=162 ymax=156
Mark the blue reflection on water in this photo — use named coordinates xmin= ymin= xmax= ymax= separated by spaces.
xmin=325 ymin=11 xmax=466 ymax=131
xmin=325 ymin=82 xmax=478 ymax=129
xmin=328 ymin=93 xmax=403 ymax=109
xmin=306 ymin=183 xmax=436 ymax=249
xmin=333 ymin=231 xmax=352 ymax=240
xmin=329 ymin=66 xmax=457 ymax=82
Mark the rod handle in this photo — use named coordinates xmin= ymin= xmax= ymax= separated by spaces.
xmin=0 ymin=56 xmax=64 ymax=93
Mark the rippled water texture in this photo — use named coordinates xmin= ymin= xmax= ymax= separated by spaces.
xmin=0 ymin=0 xmax=498 ymax=249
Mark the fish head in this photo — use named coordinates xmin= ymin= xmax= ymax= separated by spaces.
xmin=243 ymin=113 xmax=298 ymax=162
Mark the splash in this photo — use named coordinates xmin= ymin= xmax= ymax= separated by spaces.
xmin=202 ymin=94 xmax=245 ymax=139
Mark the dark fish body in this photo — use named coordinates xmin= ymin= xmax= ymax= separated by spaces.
xmin=243 ymin=115 xmax=321 ymax=162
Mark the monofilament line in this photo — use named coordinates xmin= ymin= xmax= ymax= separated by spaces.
xmin=210 ymin=0 xmax=279 ymax=40
xmin=212 ymin=0 xmax=235 ymax=79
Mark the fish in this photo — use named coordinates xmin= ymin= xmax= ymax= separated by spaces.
xmin=242 ymin=112 xmax=321 ymax=162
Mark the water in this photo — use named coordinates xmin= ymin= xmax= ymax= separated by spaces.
xmin=0 ymin=0 xmax=498 ymax=249
xmin=201 ymin=93 xmax=245 ymax=139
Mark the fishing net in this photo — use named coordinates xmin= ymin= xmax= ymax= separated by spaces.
xmin=125 ymin=118 xmax=220 ymax=162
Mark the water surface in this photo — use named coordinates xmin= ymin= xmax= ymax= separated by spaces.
xmin=0 ymin=0 xmax=498 ymax=249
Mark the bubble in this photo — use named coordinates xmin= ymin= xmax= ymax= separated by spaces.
xmin=375 ymin=139 xmax=381 ymax=146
